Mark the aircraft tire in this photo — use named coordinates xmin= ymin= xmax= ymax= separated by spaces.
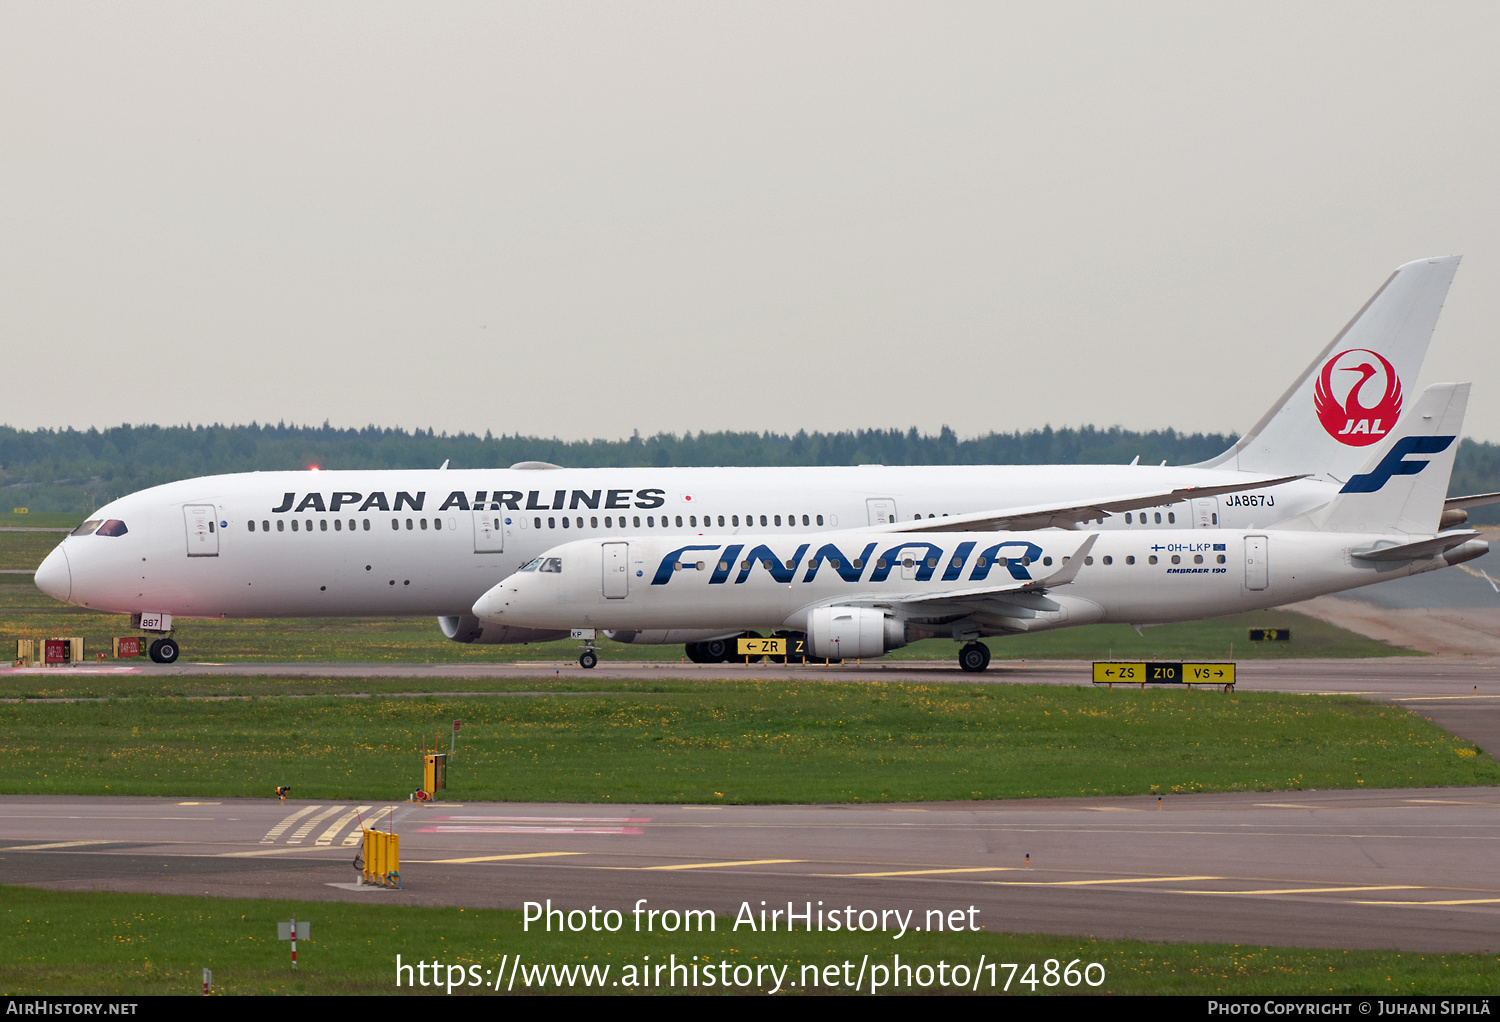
xmin=702 ymin=638 xmax=730 ymax=662
xmin=684 ymin=642 xmax=705 ymax=663
xmin=579 ymin=650 xmax=598 ymax=669
xmin=149 ymin=638 xmax=180 ymax=665
xmin=958 ymin=642 xmax=990 ymax=673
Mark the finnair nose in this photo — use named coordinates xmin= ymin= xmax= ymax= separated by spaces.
xmin=471 ymin=584 xmax=506 ymax=622
xmin=34 ymin=544 xmax=71 ymax=603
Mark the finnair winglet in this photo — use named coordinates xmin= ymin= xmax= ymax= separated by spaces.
xmin=1197 ymin=256 xmax=1460 ymax=482
xmin=899 ymin=534 xmax=1099 ymax=605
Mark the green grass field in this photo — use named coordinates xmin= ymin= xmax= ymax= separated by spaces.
xmin=0 ymin=511 xmax=77 ymax=529
xmin=3 ymin=886 xmax=1494 ymax=995
xmin=0 ymin=574 xmax=1416 ymax=666
xmin=0 ymin=531 xmax=66 ymax=570
xmin=1 ymin=681 xmax=1492 ymax=802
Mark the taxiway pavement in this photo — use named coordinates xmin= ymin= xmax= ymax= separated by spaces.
xmin=4 ymin=788 xmax=1499 ymax=953
xmin=5 ymin=657 xmax=1500 ymax=953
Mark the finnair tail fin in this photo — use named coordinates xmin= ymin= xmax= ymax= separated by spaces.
xmin=1287 ymin=383 xmax=1469 ymax=535
xmin=1195 ymin=256 xmax=1460 ymax=481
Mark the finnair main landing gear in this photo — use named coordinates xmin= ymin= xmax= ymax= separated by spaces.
xmin=958 ymin=641 xmax=991 ymax=673
xmin=148 ymin=637 xmax=180 ymax=664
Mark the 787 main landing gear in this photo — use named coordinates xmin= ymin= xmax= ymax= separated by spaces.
xmin=148 ymin=637 xmax=180 ymax=664
xmin=958 ymin=641 xmax=991 ymax=673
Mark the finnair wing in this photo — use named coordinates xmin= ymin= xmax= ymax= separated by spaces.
xmin=877 ymin=475 xmax=1305 ymax=533
xmin=899 ymin=535 xmax=1098 ymax=606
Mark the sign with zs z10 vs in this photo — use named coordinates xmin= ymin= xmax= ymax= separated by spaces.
xmin=1092 ymin=662 xmax=1236 ymax=686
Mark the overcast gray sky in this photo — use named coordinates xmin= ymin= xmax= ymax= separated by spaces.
xmin=3 ymin=2 xmax=1497 ymax=443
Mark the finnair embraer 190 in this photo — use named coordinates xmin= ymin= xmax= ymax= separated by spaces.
xmin=33 ymin=257 xmax=1492 ymax=663
xmin=472 ymin=384 xmax=1487 ymax=671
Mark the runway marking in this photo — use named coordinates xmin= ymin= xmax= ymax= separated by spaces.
xmin=427 ymin=816 xmax=650 ymax=823
xmin=408 ymin=852 xmax=586 ymax=864
xmin=315 ymin=806 xmax=372 ymax=847
xmin=220 ymin=847 xmax=342 ymax=857
xmin=1403 ymin=799 xmax=1499 ymax=806
xmin=340 ymin=806 xmax=402 ymax=847
xmin=644 ymin=859 xmax=805 ymax=871
xmin=286 ymin=805 xmax=348 ymax=844
xmin=1084 ymin=807 xmax=1141 ymax=812
xmin=1255 ymin=803 xmax=1321 ymax=809
xmin=413 ymin=825 xmax=644 ymax=835
xmin=1352 ymin=897 xmax=1500 ymax=907
xmin=829 ymin=866 xmax=1023 ymax=878
xmin=989 ymin=875 xmax=1220 ymax=887
xmin=259 ymin=806 xmax=319 ymax=844
xmin=176 ymin=802 xmax=221 ymax=806
xmin=1177 ymin=885 xmax=1422 ymax=896
xmin=1390 ymin=695 xmax=1500 ymax=701
xmin=2 ymin=840 xmax=116 ymax=851
xmin=2 ymin=667 xmax=142 ymax=675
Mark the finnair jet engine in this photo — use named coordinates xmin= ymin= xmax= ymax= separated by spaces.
xmin=807 ymin=607 xmax=909 ymax=659
xmin=438 ymin=616 xmax=568 ymax=645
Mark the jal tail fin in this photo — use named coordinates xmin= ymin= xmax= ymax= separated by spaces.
xmin=1195 ymin=256 xmax=1460 ymax=481
xmin=1290 ymin=383 xmax=1469 ymax=535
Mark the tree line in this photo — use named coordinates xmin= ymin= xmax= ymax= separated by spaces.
xmin=3 ymin=421 xmax=1497 ymax=523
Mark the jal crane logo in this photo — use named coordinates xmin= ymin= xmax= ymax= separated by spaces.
xmin=1313 ymin=348 xmax=1403 ymax=446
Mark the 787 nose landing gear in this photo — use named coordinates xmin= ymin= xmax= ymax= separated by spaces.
xmin=148 ymin=637 xmax=180 ymax=664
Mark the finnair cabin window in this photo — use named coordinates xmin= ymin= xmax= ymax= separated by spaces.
xmin=95 ymin=520 xmax=128 ymax=537
xmin=539 ymin=557 xmax=562 ymax=573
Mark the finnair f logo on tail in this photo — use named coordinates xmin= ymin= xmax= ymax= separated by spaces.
xmin=1340 ymin=436 xmax=1454 ymax=493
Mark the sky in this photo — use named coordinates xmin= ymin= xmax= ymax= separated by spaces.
xmin=3 ymin=2 xmax=1498 ymax=442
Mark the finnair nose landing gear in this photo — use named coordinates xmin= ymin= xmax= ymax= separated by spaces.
xmin=148 ymin=638 xmax=180 ymax=664
xmin=958 ymin=642 xmax=991 ymax=673
xmin=573 ymin=628 xmax=598 ymax=669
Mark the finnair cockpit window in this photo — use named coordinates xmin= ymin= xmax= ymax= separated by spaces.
xmin=95 ymin=520 xmax=129 ymax=537
xmin=71 ymin=520 xmax=102 ymax=536
xmin=518 ymin=557 xmax=543 ymax=572
xmin=539 ymin=557 xmax=562 ymax=573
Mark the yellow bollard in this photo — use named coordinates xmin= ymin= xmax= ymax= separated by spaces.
xmin=363 ymin=828 xmax=402 ymax=888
